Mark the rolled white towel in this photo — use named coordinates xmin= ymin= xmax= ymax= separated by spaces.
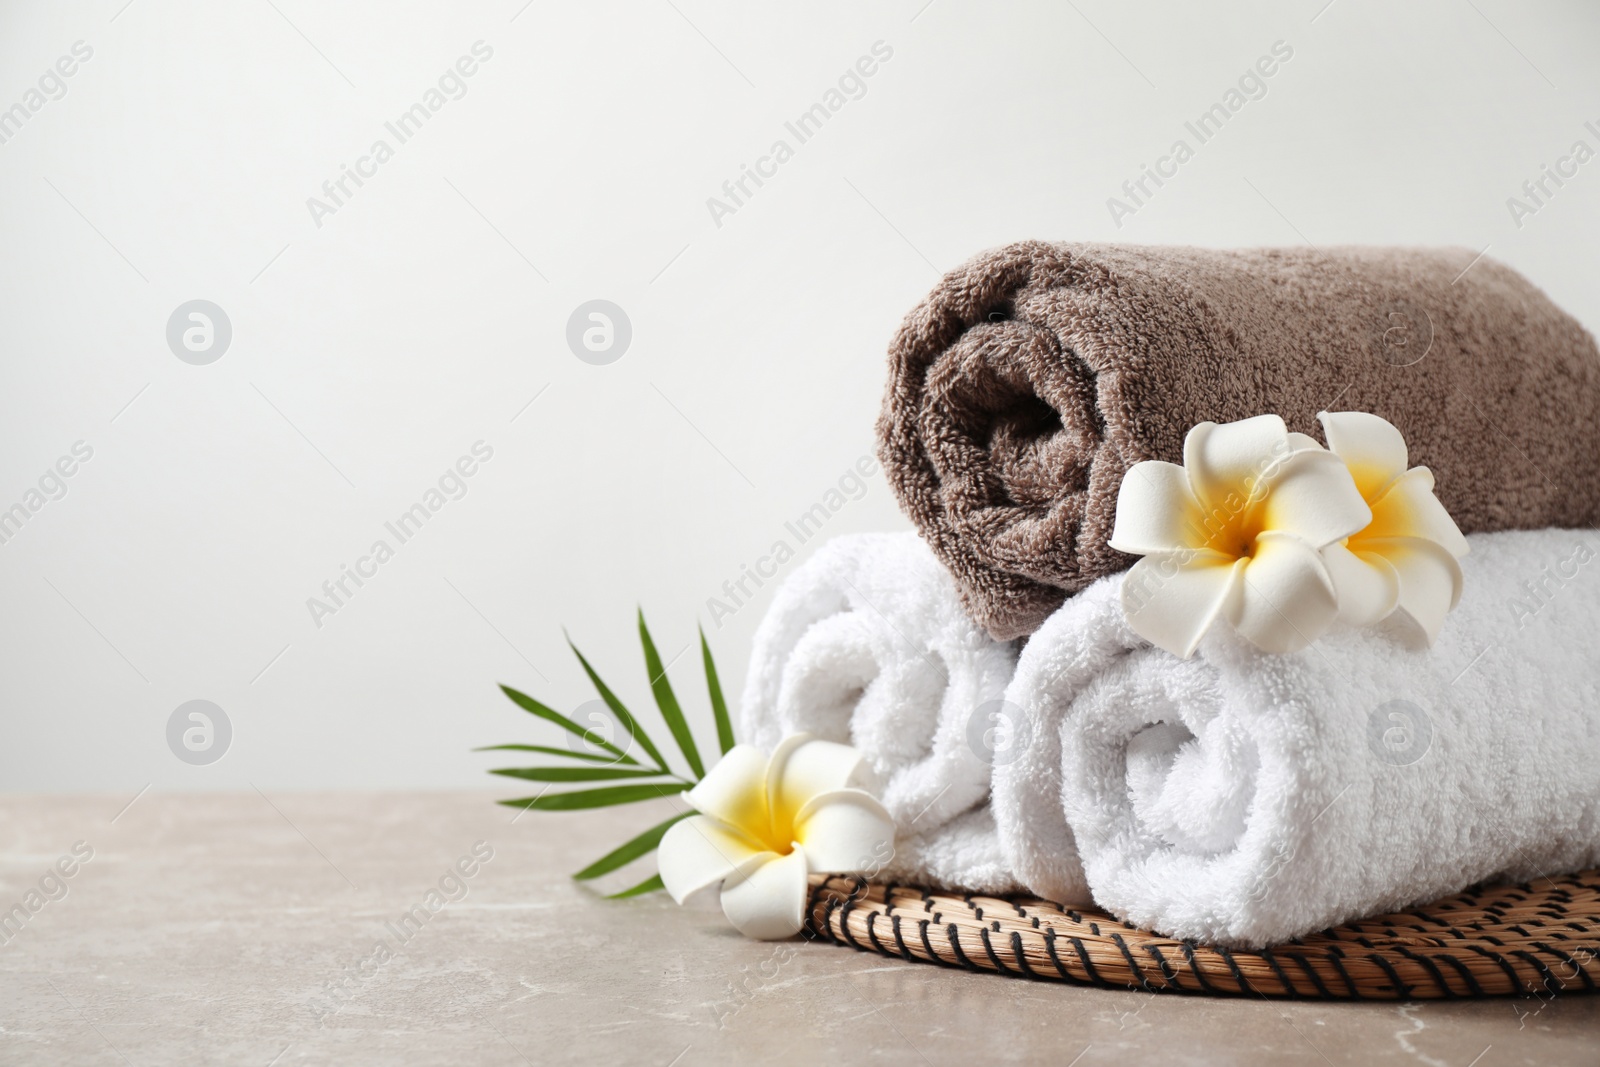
xmin=996 ymin=527 xmax=1600 ymax=947
xmin=740 ymin=532 xmax=1018 ymax=857
xmin=882 ymin=806 xmax=1019 ymax=894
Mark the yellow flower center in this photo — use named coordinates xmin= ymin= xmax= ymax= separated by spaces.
xmin=1190 ymin=495 xmax=1269 ymax=561
xmin=722 ymin=778 xmax=798 ymax=856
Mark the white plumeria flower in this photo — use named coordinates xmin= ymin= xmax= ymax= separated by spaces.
xmin=1109 ymin=414 xmax=1373 ymax=657
xmin=1316 ymin=410 xmax=1469 ymax=644
xmin=658 ymin=734 xmax=894 ymax=940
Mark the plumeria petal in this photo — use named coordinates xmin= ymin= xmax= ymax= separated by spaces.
xmin=793 ymin=790 xmax=896 ymax=872
xmin=767 ymin=736 xmax=868 ymax=833
xmin=1287 ymin=432 xmax=1324 ymax=453
xmin=718 ymin=848 xmax=808 ymax=940
xmin=1322 ymin=541 xmax=1401 ymax=627
xmin=1183 ymin=414 xmax=1291 ymax=512
xmin=683 ymin=744 xmax=771 ymax=833
xmin=1109 ymin=460 xmax=1206 ymax=555
xmin=1364 ymin=536 xmax=1464 ymax=644
xmin=1230 ymin=532 xmax=1339 ymax=654
xmin=1366 ymin=467 xmax=1470 ymax=558
xmin=1121 ymin=551 xmax=1245 ymax=659
xmin=658 ymin=815 xmax=774 ymax=905
xmin=1318 ymin=410 xmax=1409 ymax=499
xmin=1257 ymin=449 xmax=1373 ymax=549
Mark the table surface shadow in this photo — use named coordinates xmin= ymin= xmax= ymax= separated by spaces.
xmin=1 ymin=791 xmax=1597 ymax=1066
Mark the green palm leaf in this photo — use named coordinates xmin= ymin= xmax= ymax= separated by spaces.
xmin=638 ymin=610 xmax=705 ymax=778
xmin=566 ymin=636 xmax=669 ymax=772
xmin=481 ymin=616 xmax=742 ymax=903
xmin=489 ymin=766 xmax=675 ymax=783
xmin=497 ymin=684 xmax=637 ymax=766
xmin=606 ymin=872 xmax=664 ymax=899
xmin=700 ymin=625 xmax=735 ymax=755
xmin=497 ymin=781 xmax=691 ymax=811
xmin=573 ymin=811 xmax=693 ymax=881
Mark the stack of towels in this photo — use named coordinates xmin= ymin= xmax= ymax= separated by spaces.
xmin=742 ymin=243 xmax=1600 ymax=948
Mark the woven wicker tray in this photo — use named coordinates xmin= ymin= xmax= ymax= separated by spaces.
xmin=805 ymin=870 xmax=1600 ymax=998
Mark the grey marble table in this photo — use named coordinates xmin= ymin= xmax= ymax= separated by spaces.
xmin=2 ymin=792 xmax=1596 ymax=1065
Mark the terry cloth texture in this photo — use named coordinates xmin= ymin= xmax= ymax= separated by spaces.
xmin=877 ymin=241 xmax=1600 ymax=639
xmin=993 ymin=527 xmax=1600 ymax=947
xmin=738 ymin=532 xmax=1018 ymax=890
xmin=885 ymin=805 xmax=1018 ymax=894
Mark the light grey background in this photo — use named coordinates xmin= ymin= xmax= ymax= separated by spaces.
xmin=2 ymin=0 xmax=1596 ymax=791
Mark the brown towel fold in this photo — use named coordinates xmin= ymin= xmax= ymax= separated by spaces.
xmin=877 ymin=241 xmax=1600 ymax=639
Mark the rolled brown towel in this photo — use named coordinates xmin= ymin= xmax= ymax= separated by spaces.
xmin=877 ymin=241 xmax=1600 ymax=639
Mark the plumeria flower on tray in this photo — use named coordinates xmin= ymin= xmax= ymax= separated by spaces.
xmin=479 ymin=613 xmax=895 ymax=940
xmin=658 ymin=735 xmax=893 ymax=939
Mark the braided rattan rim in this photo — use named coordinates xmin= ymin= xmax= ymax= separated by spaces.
xmin=804 ymin=869 xmax=1600 ymax=998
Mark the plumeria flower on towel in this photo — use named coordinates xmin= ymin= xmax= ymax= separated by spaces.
xmin=1109 ymin=414 xmax=1373 ymax=657
xmin=658 ymin=734 xmax=894 ymax=940
xmin=1315 ymin=410 xmax=1469 ymax=644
